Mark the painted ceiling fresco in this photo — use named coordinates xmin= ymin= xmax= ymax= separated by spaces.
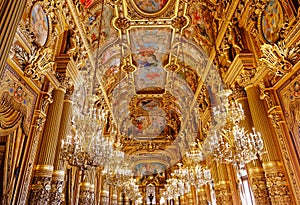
xmin=93 ymin=0 xmax=217 ymax=167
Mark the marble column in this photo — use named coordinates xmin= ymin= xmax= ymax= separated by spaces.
xmin=0 ymin=0 xmax=27 ymax=71
xmin=50 ymin=88 xmax=73 ymax=204
xmin=245 ymin=85 xmax=292 ymax=204
xmin=30 ymin=88 xmax=66 ymax=204
xmin=232 ymin=87 xmax=270 ymax=204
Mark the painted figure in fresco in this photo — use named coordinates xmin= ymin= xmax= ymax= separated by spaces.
xmin=31 ymin=4 xmax=48 ymax=46
xmin=134 ymin=0 xmax=168 ymax=13
xmin=289 ymin=81 xmax=300 ymax=138
xmin=262 ymin=0 xmax=281 ymax=43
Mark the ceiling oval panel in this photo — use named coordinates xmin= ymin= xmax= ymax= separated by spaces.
xmin=131 ymin=0 xmax=172 ymax=16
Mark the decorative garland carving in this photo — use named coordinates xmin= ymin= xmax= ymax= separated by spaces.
xmin=49 ymin=180 xmax=64 ymax=204
xmin=14 ymin=45 xmax=55 ymax=80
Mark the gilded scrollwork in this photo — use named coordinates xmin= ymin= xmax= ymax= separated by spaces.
xmin=49 ymin=180 xmax=64 ymax=204
xmin=14 ymin=45 xmax=55 ymax=80
xmin=30 ymin=176 xmax=52 ymax=203
xmin=214 ymin=182 xmax=233 ymax=205
xmin=260 ymin=41 xmax=300 ymax=78
xmin=265 ymin=169 xmax=291 ymax=204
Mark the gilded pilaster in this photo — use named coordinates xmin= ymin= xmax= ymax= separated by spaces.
xmin=232 ymin=86 xmax=271 ymax=204
xmin=117 ymin=191 xmax=123 ymax=205
xmin=245 ymin=85 xmax=292 ymax=203
xmin=111 ymin=189 xmax=118 ymax=205
xmin=30 ymin=165 xmax=54 ymax=204
xmin=31 ymin=88 xmax=66 ymax=204
xmin=100 ymin=183 xmax=109 ymax=205
xmin=245 ymin=85 xmax=277 ymax=161
xmin=179 ymin=195 xmax=185 ymax=205
xmin=249 ymin=167 xmax=270 ymax=205
xmin=0 ymin=0 xmax=27 ymax=71
xmin=215 ymin=164 xmax=233 ymax=205
xmin=214 ymin=181 xmax=233 ymax=205
xmin=79 ymin=182 xmax=91 ymax=205
xmin=197 ymin=186 xmax=208 ymax=205
xmin=124 ymin=196 xmax=130 ymax=205
xmin=50 ymin=88 xmax=73 ymax=204
xmin=263 ymin=161 xmax=292 ymax=205
xmin=49 ymin=170 xmax=65 ymax=204
xmin=90 ymin=184 xmax=95 ymax=205
xmin=174 ymin=197 xmax=179 ymax=205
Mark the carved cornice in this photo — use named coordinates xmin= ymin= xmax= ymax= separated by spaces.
xmin=224 ymin=52 xmax=255 ymax=86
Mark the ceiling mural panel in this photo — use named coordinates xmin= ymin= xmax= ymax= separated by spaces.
xmin=125 ymin=0 xmax=178 ymax=19
xmin=76 ymin=1 xmax=118 ymax=50
xmin=184 ymin=1 xmax=215 ymax=53
xmin=260 ymin=0 xmax=284 ymax=43
xmin=93 ymin=0 xmax=221 ymax=169
xmin=129 ymin=27 xmax=172 ymax=93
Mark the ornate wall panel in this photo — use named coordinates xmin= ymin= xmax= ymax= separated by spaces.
xmin=0 ymin=64 xmax=37 ymax=136
xmin=277 ymin=68 xmax=300 ymax=163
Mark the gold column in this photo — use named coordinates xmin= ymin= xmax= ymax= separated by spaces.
xmin=0 ymin=0 xmax=27 ymax=71
xmin=245 ymin=85 xmax=292 ymax=204
xmin=89 ymin=184 xmax=95 ymax=205
xmin=174 ymin=197 xmax=180 ymax=205
xmin=179 ymin=195 xmax=185 ymax=205
xmin=214 ymin=163 xmax=233 ymax=205
xmin=50 ymin=88 xmax=73 ymax=204
xmin=79 ymin=181 xmax=91 ymax=205
xmin=185 ymin=191 xmax=193 ymax=204
xmin=197 ymin=186 xmax=208 ymax=205
xmin=232 ymin=87 xmax=270 ymax=204
xmin=117 ymin=191 xmax=123 ymax=205
xmin=101 ymin=183 xmax=109 ymax=205
xmin=30 ymin=88 xmax=66 ymax=204
xmin=111 ymin=189 xmax=117 ymax=205
xmin=124 ymin=196 xmax=130 ymax=205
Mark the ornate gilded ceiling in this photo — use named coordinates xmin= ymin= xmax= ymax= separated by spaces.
xmin=88 ymin=0 xmax=220 ymax=168
xmin=71 ymin=0 xmax=223 ymax=169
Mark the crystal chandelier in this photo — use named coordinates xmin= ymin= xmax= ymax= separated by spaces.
xmin=60 ymin=99 xmax=115 ymax=171
xmin=164 ymin=163 xmax=211 ymax=199
xmin=203 ymin=90 xmax=264 ymax=169
xmin=102 ymin=159 xmax=142 ymax=203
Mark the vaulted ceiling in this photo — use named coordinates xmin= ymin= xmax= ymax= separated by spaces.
xmin=76 ymin=0 xmax=222 ymax=171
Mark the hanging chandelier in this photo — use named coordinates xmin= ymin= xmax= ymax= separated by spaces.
xmin=60 ymin=98 xmax=116 ymax=171
xmin=164 ymin=163 xmax=211 ymax=199
xmin=203 ymin=89 xmax=265 ymax=169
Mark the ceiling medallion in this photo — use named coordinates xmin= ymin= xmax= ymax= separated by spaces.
xmin=128 ymin=93 xmax=181 ymax=141
xmin=127 ymin=0 xmax=177 ymax=18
